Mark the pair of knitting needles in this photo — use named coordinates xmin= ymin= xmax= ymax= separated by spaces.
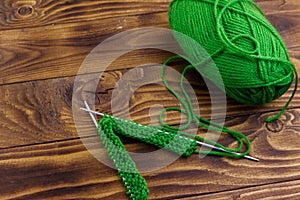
xmin=81 ymin=101 xmax=259 ymax=162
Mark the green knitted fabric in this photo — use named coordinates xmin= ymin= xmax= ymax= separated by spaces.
xmin=99 ymin=118 xmax=149 ymax=200
xmin=96 ymin=111 xmax=253 ymax=199
xmin=96 ymin=103 xmax=253 ymax=200
xmin=104 ymin=114 xmax=251 ymax=159
xmin=168 ymin=0 xmax=298 ymax=122
xmin=96 ymin=114 xmax=253 ymax=199
xmin=92 ymin=1 xmax=299 ymax=199
xmin=109 ymin=115 xmax=197 ymax=157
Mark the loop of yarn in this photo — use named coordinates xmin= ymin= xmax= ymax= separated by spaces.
xmin=160 ymin=55 xmax=252 ymax=158
xmin=168 ymin=0 xmax=298 ymax=122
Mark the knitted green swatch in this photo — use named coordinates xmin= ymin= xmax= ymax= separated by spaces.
xmin=96 ymin=114 xmax=253 ymax=199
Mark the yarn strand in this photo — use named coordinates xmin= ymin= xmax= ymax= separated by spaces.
xmin=266 ymin=67 xmax=298 ymax=122
xmin=160 ymin=55 xmax=252 ymax=157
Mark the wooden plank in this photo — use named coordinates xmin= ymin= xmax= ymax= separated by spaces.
xmin=0 ymin=0 xmax=299 ymax=199
xmin=179 ymin=179 xmax=300 ymax=200
xmin=0 ymin=0 xmax=299 ymax=85
xmin=0 ymin=12 xmax=170 ymax=85
xmin=0 ymin=0 xmax=170 ymax=30
xmin=0 ymin=76 xmax=74 ymax=144
xmin=0 ymin=0 xmax=171 ymax=84
xmin=0 ymin=64 xmax=299 ymax=148
xmin=0 ymin=0 xmax=298 ymax=30
xmin=0 ymin=107 xmax=299 ymax=199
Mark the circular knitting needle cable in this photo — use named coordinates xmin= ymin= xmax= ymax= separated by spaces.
xmin=81 ymin=101 xmax=259 ymax=162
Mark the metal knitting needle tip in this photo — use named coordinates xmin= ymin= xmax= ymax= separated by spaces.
xmin=83 ymin=101 xmax=99 ymax=128
xmin=244 ymin=155 xmax=260 ymax=162
xmin=80 ymin=107 xmax=105 ymax=117
xmin=80 ymin=106 xmax=260 ymax=162
xmin=195 ymin=141 xmax=259 ymax=162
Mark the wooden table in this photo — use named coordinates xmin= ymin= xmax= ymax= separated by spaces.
xmin=0 ymin=0 xmax=299 ymax=199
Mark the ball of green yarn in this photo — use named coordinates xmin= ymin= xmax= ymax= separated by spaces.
xmin=169 ymin=0 xmax=296 ymax=106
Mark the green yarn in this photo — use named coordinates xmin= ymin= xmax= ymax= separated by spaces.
xmin=91 ymin=1 xmax=299 ymax=199
xmin=99 ymin=117 xmax=149 ymax=200
xmin=168 ymin=0 xmax=298 ymax=121
xmin=103 ymin=114 xmax=251 ymax=158
xmin=97 ymin=113 xmax=253 ymax=199
xmin=110 ymin=115 xmax=197 ymax=157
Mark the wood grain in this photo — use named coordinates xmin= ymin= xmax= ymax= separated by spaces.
xmin=0 ymin=0 xmax=299 ymax=199
xmin=180 ymin=180 xmax=300 ymax=200
xmin=0 ymin=0 xmax=169 ymax=30
xmin=0 ymin=12 xmax=170 ymax=85
xmin=0 ymin=76 xmax=75 ymax=148
xmin=0 ymin=64 xmax=299 ymax=148
xmin=0 ymin=107 xmax=300 ymax=199
xmin=0 ymin=0 xmax=299 ymax=85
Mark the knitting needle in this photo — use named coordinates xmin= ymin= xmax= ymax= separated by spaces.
xmin=81 ymin=102 xmax=259 ymax=162
xmin=83 ymin=100 xmax=99 ymax=128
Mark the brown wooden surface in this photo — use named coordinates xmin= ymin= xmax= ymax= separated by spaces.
xmin=0 ymin=0 xmax=299 ymax=199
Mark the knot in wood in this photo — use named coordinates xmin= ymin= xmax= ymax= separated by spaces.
xmin=17 ymin=6 xmax=33 ymax=16
xmin=266 ymin=119 xmax=284 ymax=133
